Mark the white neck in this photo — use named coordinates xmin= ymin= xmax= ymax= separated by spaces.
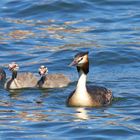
xmin=11 ymin=79 xmax=22 ymax=89
xmin=76 ymin=71 xmax=87 ymax=94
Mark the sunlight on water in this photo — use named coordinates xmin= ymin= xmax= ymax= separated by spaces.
xmin=0 ymin=0 xmax=140 ymax=139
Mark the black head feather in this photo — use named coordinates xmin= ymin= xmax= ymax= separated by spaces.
xmin=75 ymin=51 xmax=89 ymax=74
xmin=74 ymin=51 xmax=89 ymax=58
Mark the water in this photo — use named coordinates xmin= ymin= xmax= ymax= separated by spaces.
xmin=0 ymin=0 xmax=140 ymax=139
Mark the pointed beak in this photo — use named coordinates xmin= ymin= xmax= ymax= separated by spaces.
xmin=69 ymin=59 xmax=78 ymax=67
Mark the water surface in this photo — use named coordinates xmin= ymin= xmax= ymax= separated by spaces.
xmin=0 ymin=0 xmax=140 ymax=139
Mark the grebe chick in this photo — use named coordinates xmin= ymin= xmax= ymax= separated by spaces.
xmin=4 ymin=62 xmax=38 ymax=89
xmin=67 ymin=52 xmax=113 ymax=107
xmin=37 ymin=65 xmax=70 ymax=88
xmin=0 ymin=67 xmax=6 ymax=81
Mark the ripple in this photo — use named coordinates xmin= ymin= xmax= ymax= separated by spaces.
xmin=8 ymin=30 xmax=35 ymax=40
xmin=0 ymin=0 xmax=140 ymax=139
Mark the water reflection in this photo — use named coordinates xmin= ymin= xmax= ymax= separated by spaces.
xmin=0 ymin=100 xmax=12 ymax=107
xmin=8 ymin=89 xmax=23 ymax=96
xmin=9 ymin=30 xmax=35 ymax=40
xmin=74 ymin=108 xmax=90 ymax=121
xmin=0 ymin=0 xmax=140 ymax=139
xmin=17 ymin=110 xmax=48 ymax=122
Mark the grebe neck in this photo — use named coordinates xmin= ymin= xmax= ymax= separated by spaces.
xmin=12 ymin=71 xmax=17 ymax=79
xmin=40 ymin=74 xmax=46 ymax=84
xmin=76 ymin=70 xmax=87 ymax=93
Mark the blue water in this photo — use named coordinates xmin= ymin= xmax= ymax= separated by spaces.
xmin=0 ymin=0 xmax=140 ymax=139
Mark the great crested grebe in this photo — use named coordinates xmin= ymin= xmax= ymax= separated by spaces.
xmin=4 ymin=62 xmax=38 ymax=89
xmin=67 ymin=51 xmax=113 ymax=107
xmin=37 ymin=65 xmax=70 ymax=88
xmin=0 ymin=67 xmax=6 ymax=81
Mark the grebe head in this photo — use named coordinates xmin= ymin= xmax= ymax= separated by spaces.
xmin=9 ymin=62 xmax=19 ymax=71
xmin=38 ymin=65 xmax=48 ymax=76
xmin=69 ymin=51 xmax=89 ymax=67
xmin=69 ymin=52 xmax=89 ymax=74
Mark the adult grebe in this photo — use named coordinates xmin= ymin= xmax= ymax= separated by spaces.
xmin=67 ymin=52 xmax=113 ymax=107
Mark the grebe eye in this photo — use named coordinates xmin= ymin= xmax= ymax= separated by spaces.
xmin=80 ymin=57 xmax=83 ymax=61
xmin=78 ymin=57 xmax=83 ymax=62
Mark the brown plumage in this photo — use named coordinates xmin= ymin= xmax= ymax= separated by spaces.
xmin=37 ymin=65 xmax=70 ymax=88
xmin=0 ymin=68 xmax=6 ymax=81
xmin=67 ymin=52 xmax=113 ymax=107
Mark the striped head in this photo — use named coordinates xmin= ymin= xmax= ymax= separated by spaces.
xmin=69 ymin=52 xmax=89 ymax=74
xmin=69 ymin=52 xmax=89 ymax=67
xmin=38 ymin=65 xmax=48 ymax=76
xmin=8 ymin=62 xmax=19 ymax=71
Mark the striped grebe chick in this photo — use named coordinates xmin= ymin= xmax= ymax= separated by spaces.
xmin=4 ymin=62 xmax=38 ymax=89
xmin=37 ymin=65 xmax=70 ymax=88
xmin=67 ymin=52 xmax=113 ymax=107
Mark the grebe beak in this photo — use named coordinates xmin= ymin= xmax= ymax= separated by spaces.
xmin=69 ymin=60 xmax=78 ymax=67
